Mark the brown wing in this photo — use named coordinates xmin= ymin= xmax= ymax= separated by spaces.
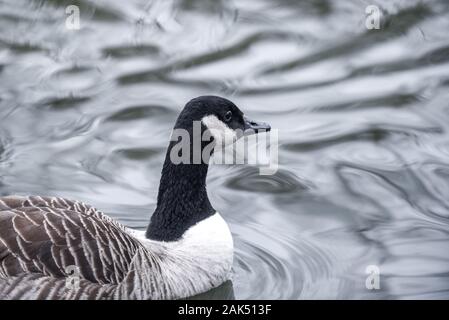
xmin=0 ymin=195 xmax=142 ymax=286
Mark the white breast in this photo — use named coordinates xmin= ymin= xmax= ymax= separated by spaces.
xmin=129 ymin=212 xmax=234 ymax=299
xmin=176 ymin=212 xmax=234 ymax=252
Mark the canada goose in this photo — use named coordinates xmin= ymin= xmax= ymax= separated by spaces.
xmin=0 ymin=96 xmax=271 ymax=300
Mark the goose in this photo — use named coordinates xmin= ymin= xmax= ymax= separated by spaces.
xmin=0 ymin=96 xmax=270 ymax=300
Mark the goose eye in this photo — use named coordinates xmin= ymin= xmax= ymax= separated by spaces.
xmin=224 ymin=111 xmax=232 ymax=122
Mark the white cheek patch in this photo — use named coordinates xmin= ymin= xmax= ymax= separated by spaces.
xmin=202 ymin=115 xmax=237 ymax=148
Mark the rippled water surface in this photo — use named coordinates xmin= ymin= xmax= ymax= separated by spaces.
xmin=1 ymin=0 xmax=449 ymax=299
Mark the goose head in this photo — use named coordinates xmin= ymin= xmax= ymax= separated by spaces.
xmin=172 ymin=95 xmax=271 ymax=153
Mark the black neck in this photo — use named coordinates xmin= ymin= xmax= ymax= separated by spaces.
xmin=145 ymin=139 xmax=215 ymax=242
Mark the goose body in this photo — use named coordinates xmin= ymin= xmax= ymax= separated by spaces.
xmin=0 ymin=96 xmax=270 ymax=300
xmin=0 ymin=196 xmax=232 ymax=299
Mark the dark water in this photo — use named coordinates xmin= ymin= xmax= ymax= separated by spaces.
xmin=1 ymin=0 xmax=449 ymax=299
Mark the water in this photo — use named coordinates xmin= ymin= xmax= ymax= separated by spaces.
xmin=1 ymin=0 xmax=449 ymax=299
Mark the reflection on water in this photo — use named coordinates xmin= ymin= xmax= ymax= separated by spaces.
xmin=1 ymin=0 xmax=449 ymax=299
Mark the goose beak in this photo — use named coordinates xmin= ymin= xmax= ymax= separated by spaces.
xmin=244 ymin=116 xmax=271 ymax=135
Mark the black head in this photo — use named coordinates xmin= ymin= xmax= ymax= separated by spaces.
xmin=175 ymin=96 xmax=271 ymax=143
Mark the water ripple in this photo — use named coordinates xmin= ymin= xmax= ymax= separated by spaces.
xmin=232 ymin=224 xmax=336 ymax=299
xmin=226 ymin=167 xmax=310 ymax=194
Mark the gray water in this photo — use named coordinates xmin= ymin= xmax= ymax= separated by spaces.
xmin=1 ymin=0 xmax=449 ymax=299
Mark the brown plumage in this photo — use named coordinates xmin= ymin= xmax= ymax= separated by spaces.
xmin=0 ymin=195 xmax=145 ymax=299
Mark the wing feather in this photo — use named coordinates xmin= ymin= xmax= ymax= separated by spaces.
xmin=0 ymin=196 xmax=143 ymax=288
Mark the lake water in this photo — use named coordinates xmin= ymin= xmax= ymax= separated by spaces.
xmin=1 ymin=0 xmax=449 ymax=299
